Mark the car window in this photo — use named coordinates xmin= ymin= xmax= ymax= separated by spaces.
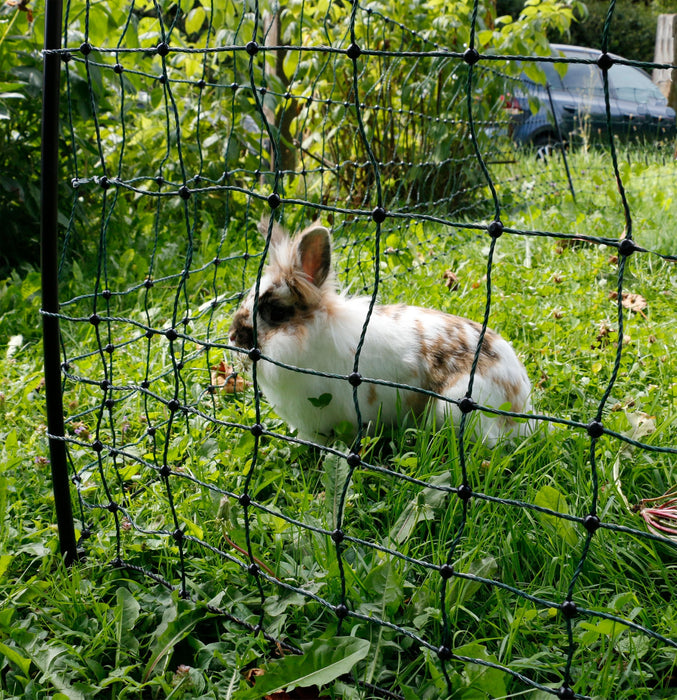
xmin=560 ymin=62 xmax=604 ymax=98
xmin=608 ymin=64 xmax=667 ymax=104
xmin=540 ymin=62 xmax=564 ymax=90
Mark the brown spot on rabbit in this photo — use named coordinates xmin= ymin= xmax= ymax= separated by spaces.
xmin=497 ymin=376 xmax=528 ymax=413
xmin=376 ymin=304 xmax=406 ymax=321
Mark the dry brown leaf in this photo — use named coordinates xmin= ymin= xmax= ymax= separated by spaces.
xmin=244 ymin=667 xmax=265 ymax=683
xmin=7 ymin=0 xmax=33 ymax=22
xmin=442 ymin=269 xmax=460 ymax=291
xmin=210 ymin=360 xmax=246 ymax=394
xmin=608 ymin=291 xmax=648 ymax=316
xmin=625 ymin=411 xmax=656 ymax=441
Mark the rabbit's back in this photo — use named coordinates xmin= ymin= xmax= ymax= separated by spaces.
xmin=257 ymin=297 xmax=533 ymax=444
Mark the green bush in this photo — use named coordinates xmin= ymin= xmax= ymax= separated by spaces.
xmin=0 ymin=5 xmax=46 ymax=277
xmin=498 ymin=0 xmax=663 ymax=64
xmin=0 ymin=0 xmax=582 ymax=280
xmin=568 ymin=0 xmax=658 ymax=63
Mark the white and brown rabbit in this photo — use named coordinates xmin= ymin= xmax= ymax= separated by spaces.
xmin=229 ymin=219 xmax=535 ymax=446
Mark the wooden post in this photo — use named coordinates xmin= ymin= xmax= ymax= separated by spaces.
xmin=654 ymin=14 xmax=677 ymax=111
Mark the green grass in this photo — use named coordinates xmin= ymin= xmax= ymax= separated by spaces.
xmin=1 ymin=147 xmax=677 ymax=699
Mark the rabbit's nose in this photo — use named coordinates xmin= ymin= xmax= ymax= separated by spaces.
xmin=230 ymin=323 xmax=254 ymax=350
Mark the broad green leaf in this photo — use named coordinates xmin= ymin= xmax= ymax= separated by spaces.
xmin=234 ymin=637 xmax=370 ymax=699
xmin=454 ymin=642 xmax=507 ymax=697
xmin=534 ymin=485 xmax=578 ymax=546
xmin=616 ymin=633 xmax=650 ymax=658
xmin=0 ymin=641 xmax=31 ymax=675
xmin=447 ymin=556 xmax=498 ymax=607
xmin=115 ymin=588 xmax=140 ymax=665
xmin=143 ymin=604 xmax=206 ymax=681
xmin=390 ymin=473 xmax=450 ymax=544
xmin=29 ymin=644 xmax=86 ymax=700
xmin=0 ymin=609 xmax=14 ymax=631
xmin=322 ymin=452 xmax=350 ymax=529
xmin=178 ymin=516 xmax=204 ymax=539
xmin=477 ymin=29 xmax=494 ymax=46
xmin=554 ymin=62 xmax=568 ymax=79
xmin=19 ymin=272 xmax=40 ymax=301
xmin=185 ymin=6 xmax=206 ymax=34
xmin=0 ymin=555 xmax=13 ymax=580
xmin=522 ymin=62 xmax=547 ymax=85
xmin=390 ymin=500 xmax=433 ymax=544
xmin=364 ymin=561 xmax=404 ymax=611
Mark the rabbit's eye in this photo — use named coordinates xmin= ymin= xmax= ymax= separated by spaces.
xmin=259 ymin=298 xmax=294 ymax=326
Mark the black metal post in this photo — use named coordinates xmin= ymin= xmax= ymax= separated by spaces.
xmin=40 ymin=0 xmax=79 ymax=566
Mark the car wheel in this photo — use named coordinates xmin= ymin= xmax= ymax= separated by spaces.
xmin=532 ymin=133 xmax=561 ymax=161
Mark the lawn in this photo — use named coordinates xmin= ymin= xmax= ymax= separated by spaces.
xmin=1 ymin=141 xmax=676 ymax=698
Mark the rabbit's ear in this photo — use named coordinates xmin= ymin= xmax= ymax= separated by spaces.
xmin=296 ymin=225 xmax=331 ymax=288
xmin=258 ymin=216 xmax=287 ymax=246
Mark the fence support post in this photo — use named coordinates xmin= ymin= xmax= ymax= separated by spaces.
xmin=654 ymin=14 xmax=677 ymax=110
xmin=40 ymin=0 xmax=79 ymax=566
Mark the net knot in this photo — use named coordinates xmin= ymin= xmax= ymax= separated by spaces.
xmin=346 ymin=43 xmax=361 ymax=60
xmin=456 ymin=484 xmax=473 ymax=502
xmin=597 ymin=52 xmax=614 ymax=72
xmin=488 ymin=220 xmax=503 ymax=238
xmin=618 ymin=237 xmax=637 ymax=257
xmin=439 ymin=563 xmax=454 ymax=579
xmin=459 ymin=396 xmax=475 ymax=414
xmin=586 ymin=420 xmax=604 ymax=439
xmin=463 ymin=47 xmax=480 ymax=65
xmin=437 ymin=645 xmax=453 ymax=660
xmin=583 ymin=514 xmax=600 ymax=533
xmin=347 ymin=452 xmax=361 ymax=468
xmin=560 ymin=600 xmax=578 ymax=619
xmin=371 ymin=206 xmax=387 ymax=224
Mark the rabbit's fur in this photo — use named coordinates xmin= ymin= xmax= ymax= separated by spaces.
xmin=229 ymin=219 xmax=535 ymax=446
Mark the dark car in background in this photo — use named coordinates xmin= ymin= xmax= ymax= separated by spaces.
xmin=505 ymin=44 xmax=676 ymax=147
